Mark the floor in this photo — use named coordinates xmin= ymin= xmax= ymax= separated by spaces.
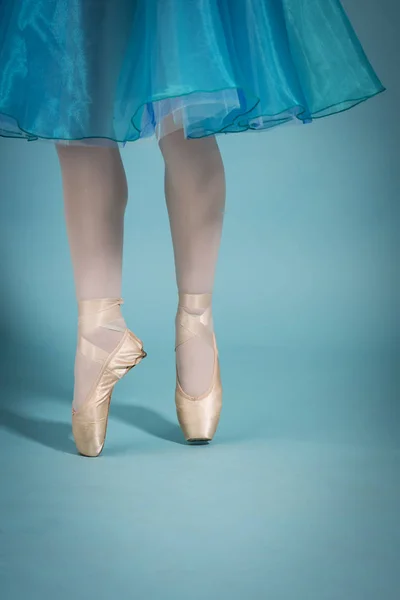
xmin=0 ymin=344 xmax=399 ymax=600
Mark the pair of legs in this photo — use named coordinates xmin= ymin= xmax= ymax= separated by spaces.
xmin=56 ymin=129 xmax=226 ymax=409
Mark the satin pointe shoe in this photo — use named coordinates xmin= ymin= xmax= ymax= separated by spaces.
xmin=72 ymin=298 xmax=146 ymax=457
xmin=175 ymin=293 xmax=222 ymax=443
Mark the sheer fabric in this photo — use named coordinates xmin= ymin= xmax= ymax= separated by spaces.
xmin=0 ymin=0 xmax=385 ymax=144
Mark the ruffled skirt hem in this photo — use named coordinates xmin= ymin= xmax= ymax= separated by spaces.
xmin=0 ymin=86 xmax=386 ymax=145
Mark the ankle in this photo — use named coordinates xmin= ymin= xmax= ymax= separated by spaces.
xmin=178 ymin=292 xmax=212 ymax=314
xmin=78 ymin=297 xmax=125 ymax=331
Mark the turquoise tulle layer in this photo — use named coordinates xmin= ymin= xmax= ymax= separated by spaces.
xmin=0 ymin=0 xmax=385 ymax=143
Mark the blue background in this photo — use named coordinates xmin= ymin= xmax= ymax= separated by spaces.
xmin=0 ymin=1 xmax=399 ymax=598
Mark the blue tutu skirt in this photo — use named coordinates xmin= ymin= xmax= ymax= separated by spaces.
xmin=0 ymin=0 xmax=385 ymax=143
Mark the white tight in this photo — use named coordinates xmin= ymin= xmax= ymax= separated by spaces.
xmin=57 ymin=130 xmax=225 ymax=407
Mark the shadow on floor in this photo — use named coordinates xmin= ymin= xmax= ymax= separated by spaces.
xmin=0 ymin=408 xmax=76 ymax=454
xmin=0 ymin=403 xmax=187 ymax=455
xmin=112 ymin=404 xmax=186 ymax=445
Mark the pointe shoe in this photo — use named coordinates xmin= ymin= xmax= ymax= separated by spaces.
xmin=175 ymin=293 xmax=222 ymax=443
xmin=72 ymin=298 xmax=146 ymax=457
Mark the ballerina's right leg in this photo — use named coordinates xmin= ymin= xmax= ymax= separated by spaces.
xmin=56 ymin=144 xmax=130 ymax=411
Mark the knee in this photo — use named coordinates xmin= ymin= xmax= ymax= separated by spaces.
xmin=161 ymin=130 xmax=225 ymax=193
